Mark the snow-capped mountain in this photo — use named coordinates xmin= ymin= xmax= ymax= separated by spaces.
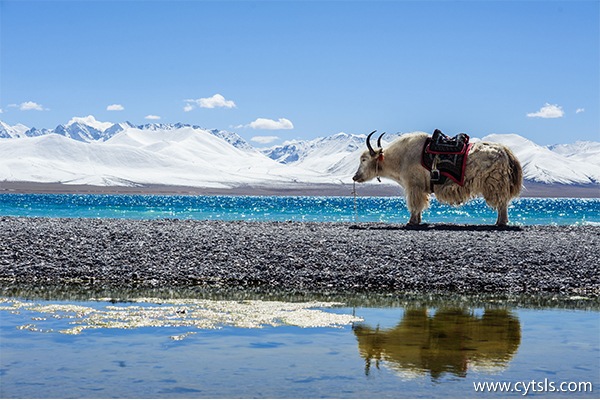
xmin=263 ymin=132 xmax=365 ymax=167
xmin=54 ymin=122 xmax=105 ymax=142
xmin=0 ymin=121 xmax=29 ymax=138
xmin=264 ymin=131 xmax=600 ymax=186
xmin=0 ymin=120 xmax=324 ymax=188
xmin=262 ymin=132 xmax=404 ymax=178
xmin=549 ymin=141 xmax=600 ymax=165
xmin=2 ymin=116 xmax=253 ymax=150
xmin=103 ymin=121 xmax=137 ymax=137
xmin=0 ymin=117 xmax=598 ymax=189
xmin=481 ymin=134 xmax=600 ymax=185
xmin=207 ymin=128 xmax=255 ymax=152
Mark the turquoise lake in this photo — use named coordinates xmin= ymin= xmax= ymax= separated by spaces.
xmin=0 ymin=194 xmax=598 ymax=225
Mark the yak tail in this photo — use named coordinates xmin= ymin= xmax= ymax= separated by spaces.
xmin=506 ymin=146 xmax=523 ymax=198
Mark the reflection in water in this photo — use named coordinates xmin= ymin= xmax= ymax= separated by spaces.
xmin=2 ymin=284 xmax=598 ymax=310
xmin=0 ymin=297 xmax=362 ymax=336
xmin=353 ymin=308 xmax=521 ymax=379
xmin=2 ymin=283 xmax=598 ymax=399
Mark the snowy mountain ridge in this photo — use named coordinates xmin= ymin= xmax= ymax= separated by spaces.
xmin=264 ymin=132 xmax=600 ymax=185
xmin=0 ymin=118 xmax=598 ymax=188
xmin=1 ymin=116 xmax=253 ymax=151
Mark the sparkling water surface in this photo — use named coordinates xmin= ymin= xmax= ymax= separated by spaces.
xmin=0 ymin=194 xmax=598 ymax=225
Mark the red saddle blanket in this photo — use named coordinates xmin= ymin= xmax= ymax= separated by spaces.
xmin=421 ymin=129 xmax=472 ymax=186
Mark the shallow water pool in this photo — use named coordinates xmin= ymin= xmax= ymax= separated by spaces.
xmin=0 ymin=290 xmax=598 ymax=398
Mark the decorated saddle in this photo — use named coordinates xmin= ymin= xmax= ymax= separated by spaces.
xmin=421 ymin=129 xmax=472 ymax=187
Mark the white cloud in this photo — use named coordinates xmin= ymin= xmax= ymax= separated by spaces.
xmin=67 ymin=115 xmax=113 ymax=131
xmin=576 ymin=108 xmax=585 ymax=114
xmin=0 ymin=108 xmax=3 ymax=114
xmin=248 ymin=117 xmax=294 ymax=130
xmin=251 ymin=135 xmax=279 ymax=144
xmin=200 ymin=94 xmax=236 ymax=109
xmin=107 ymin=104 xmax=124 ymax=111
xmin=184 ymin=94 xmax=236 ymax=111
xmin=19 ymin=101 xmax=45 ymax=111
xmin=145 ymin=115 xmax=161 ymax=120
xmin=526 ymin=103 xmax=564 ymax=118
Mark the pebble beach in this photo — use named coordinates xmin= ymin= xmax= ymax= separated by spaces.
xmin=0 ymin=217 xmax=598 ymax=296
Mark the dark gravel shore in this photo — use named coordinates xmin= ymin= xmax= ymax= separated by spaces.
xmin=0 ymin=217 xmax=598 ymax=295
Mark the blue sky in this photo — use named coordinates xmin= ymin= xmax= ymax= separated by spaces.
xmin=1 ymin=0 xmax=598 ymax=146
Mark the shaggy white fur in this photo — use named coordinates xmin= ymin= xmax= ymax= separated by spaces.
xmin=353 ymin=132 xmax=523 ymax=225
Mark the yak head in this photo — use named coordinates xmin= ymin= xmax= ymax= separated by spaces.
xmin=353 ymin=130 xmax=385 ymax=183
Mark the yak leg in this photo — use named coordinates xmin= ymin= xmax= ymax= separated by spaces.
xmin=406 ymin=189 xmax=429 ymax=225
xmin=408 ymin=212 xmax=422 ymax=225
xmin=496 ymin=204 xmax=509 ymax=226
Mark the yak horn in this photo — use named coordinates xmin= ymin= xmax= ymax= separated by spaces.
xmin=366 ymin=130 xmax=377 ymax=156
xmin=377 ymin=132 xmax=386 ymax=149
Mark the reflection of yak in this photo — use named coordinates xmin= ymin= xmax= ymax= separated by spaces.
xmin=353 ymin=309 xmax=521 ymax=379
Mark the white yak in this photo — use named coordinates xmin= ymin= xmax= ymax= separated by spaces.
xmin=352 ymin=131 xmax=523 ymax=226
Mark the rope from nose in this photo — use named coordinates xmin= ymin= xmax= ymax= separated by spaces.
xmin=352 ymin=180 xmax=358 ymax=222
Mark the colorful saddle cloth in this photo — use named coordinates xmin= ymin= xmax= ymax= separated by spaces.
xmin=421 ymin=129 xmax=472 ymax=186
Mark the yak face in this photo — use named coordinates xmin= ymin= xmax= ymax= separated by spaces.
xmin=352 ymin=131 xmax=385 ymax=183
xmin=352 ymin=149 xmax=381 ymax=182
